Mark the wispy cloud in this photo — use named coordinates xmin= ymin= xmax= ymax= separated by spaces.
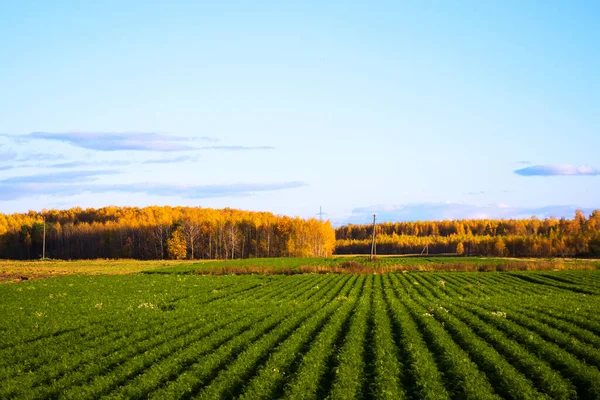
xmin=43 ymin=157 xmax=196 ymax=168
xmin=0 ymin=171 xmax=307 ymax=200
xmin=515 ymin=164 xmax=600 ymax=176
xmin=27 ymin=132 xmax=216 ymax=152
xmin=0 ymin=150 xmax=66 ymax=169
xmin=0 ymin=151 xmax=18 ymax=162
xmin=4 ymin=132 xmax=274 ymax=158
xmin=1 ymin=155 xmax=198 ymax=171
xmin=16 ymin=153 xmax=66 ymax=162
xmin=0 ymin=160 xmax=127 ymax=170
xmin=142 ymin=155 xmax=199 ymax=164
xmin=94 ymin=181 xmax=306 ymax=198
xmin=336 ymin=203 xmax=597 ymax=225
xmin=200 ymin=146 xmax=275 ymax=151
xmin=517 ymin=160 xmax=532 ymax=165
xmin=0 ymin=170 xmax=120 ymax=184
xmin=0 ymin=170 xmax=122 ymax=200
xmin=47 ymin=161 xmax=130 ymax=169
xmin=466 ymin=191 xmax=485 ymax=196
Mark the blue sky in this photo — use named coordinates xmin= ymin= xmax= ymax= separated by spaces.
xmin=1 ymin=0 xmax=599 ymax=224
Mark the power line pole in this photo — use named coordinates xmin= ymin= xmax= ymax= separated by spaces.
xmin=370 ymin=214 xmax=377 ymax=261
xmin=42 ymin=215 xmax=46 ymax=260
xmin=316 ymin=206 xmax=328 ymax=222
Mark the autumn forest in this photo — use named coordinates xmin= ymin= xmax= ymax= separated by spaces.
xmin=1 ymin=206 xmax=600 ymax=260
xmin=336 ymin=210 xmax=600 ymax=257
xmin=0 ymin=206 xmax=335 ymax=260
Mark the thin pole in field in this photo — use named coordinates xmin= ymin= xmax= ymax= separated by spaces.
xmin=42 ymin=216 xmax=46 ymax=260
xmin=370 ymin=214 xmax=377 ymax=261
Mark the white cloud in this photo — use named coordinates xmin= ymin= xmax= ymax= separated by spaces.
xmin=515 ymin=164 xmax=600 ymax=176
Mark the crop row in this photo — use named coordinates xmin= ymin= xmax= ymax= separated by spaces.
xmin=1 ymin=271 xmax=599 ymax=398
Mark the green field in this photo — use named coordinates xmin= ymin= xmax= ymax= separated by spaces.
xmin=2 ymin=265 xmax=600 ymax=399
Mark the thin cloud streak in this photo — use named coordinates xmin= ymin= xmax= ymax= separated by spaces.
xmin=48 ymin=161 xmax=131 ymax=168
xmin=0 ymin=151 xmax=63 ymax=166
xmin=0 ymin=170 xmax=121 ymax=184
xmin=42 ymin=157 xmax=196 ymax=168
xmin=200 ymin=146 xmax=275 ymax=151
xmin=16 ymin=153 xmax=66 ymax=162
xmin=94 ymin=181 xmax=307 ymax=198
xmin=0 ymin=152 xmax=18 ymax=161
xmin=0 ymin=156 xmax=198 ymax=171
xmin=0 ymin=177 xmax=307 ymax=201
xmin=3 ymin=133 xmax=273 ymax=164
xmin=515 ymin=164 xmax=600 ymax=176
xmin=45 ymin=156 xmax=197 ymax=168
xmin=27 ymin=132 xmax=216 ymax=151
xmin=142 ymin=155 xmax=199 ymax=164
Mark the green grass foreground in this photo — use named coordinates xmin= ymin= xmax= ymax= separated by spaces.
xmin=1 ymin=270 xmax=600 ymax=398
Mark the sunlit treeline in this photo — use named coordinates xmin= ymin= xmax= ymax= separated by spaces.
xmin=0 ymin=206 xmax=336 ymax=260
xmin=335 ymin=211 xmax=600 ymax=256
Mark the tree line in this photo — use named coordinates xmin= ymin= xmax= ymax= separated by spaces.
xmin=3 ymin=207 xmax=599 ymax=260
xmin=335 ymin=210 xmax=600 ymax=257
xmin=0 ymin=206 xmax=336 ymax=260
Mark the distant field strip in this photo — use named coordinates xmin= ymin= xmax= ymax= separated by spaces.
xmin=1 ymin=271 xmax=600 ymax=399
xmin=145 ymin=256 xmax=600 ymax=276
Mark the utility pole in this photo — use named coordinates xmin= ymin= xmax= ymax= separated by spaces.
xmin=316 ymin=206 xmax=328 ymax=222
xmin=42 ymin=215 xmax=46 ymax=260
xmin=370 ymin=214 xmax=377 ymax=261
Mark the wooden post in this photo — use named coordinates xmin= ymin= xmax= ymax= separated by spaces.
xmin=42 ymin=216 xmax=46 ymax=260
xmin=370 ymin=214 xmax=376 ymax=261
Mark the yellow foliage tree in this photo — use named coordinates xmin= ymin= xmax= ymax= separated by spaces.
xmin=456 ymin=242 xmax=464 ymax=256
xmin=167 ymin=227 xmax=187 ymax=260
